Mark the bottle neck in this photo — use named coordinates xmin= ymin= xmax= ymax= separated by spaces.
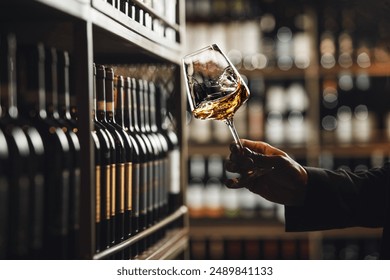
xmin=95 ymin=65 xmax=107 ymax=122
xmin=135 ymin=79 xmax=145 ymax=132
xmin=44 ymin=47 xmax=60 ymax=119
xmin=131 ymin=78 xmax=141 ymax=132
xmin=92 ymin=64 xmax=98 ymax=122
xmin=154 ymin=83 xmax=165 ymax=130
xmin=57 ymin=50 xmax=72 ymax=120
xmin=123 ymin=77 xmax=133 ymax=131
xmin=148 ymin=82 xmax=158 ymax=132
xmin=142 ymin=80 xmax=152 ymax=132
xmin=114 ymin=75 xmax=125 ymax=128
xmin=18 ymin=44 xmax=47 ymax=120
xmin=69 ymin=61 xmax=78 ymax=121
xmin=105 ymin=67 xmax=115 ymax=123
xmin=0 ymin=33 xmax=18 ymax=119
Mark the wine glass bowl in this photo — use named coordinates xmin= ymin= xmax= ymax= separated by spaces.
xmin=183 ymin=44 xmax=250 ymax=148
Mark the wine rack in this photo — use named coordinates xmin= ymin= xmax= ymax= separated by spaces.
xmin=0 ymin=0 xmax=188 ymax=260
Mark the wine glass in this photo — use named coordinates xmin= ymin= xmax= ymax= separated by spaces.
xmin=182 ymin=43 xmax=249 ymax=149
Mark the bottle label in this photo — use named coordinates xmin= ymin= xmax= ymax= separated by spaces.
xmin=126 ymin=162 xmax=132 ymax=211
xmin=73 ymin=167 xmax=81 ymax=228
xmin=106 ymin=101 xmax=114 ymax=113
xmin=110 ymin=164 xmax=116 ymax=217
xmin=105 ymin=165 xmax=111 ymax=220
xmin=169 ymin=149 xmax=180 ymax=194
xmin=97 ymin=101 xmax=105 ymax=112
xmin=140 ymin=162 xmax=147 ymax=216
xmin=60 ymin=169 xmax=70 ymax=234
xmin=132 ymin=163 xmax=140 ymax=217
xmin=96 ymin=165 xmax=101 ymax=223
xmin=32 ymin=172 xmax=44 ymax=250
xmin=148 ymin=162 xmax=154 ymax=212
xmin=162 ymin=159 xmax=166 ymax=206
xmin=118 ymin=163 xmax=125 ymax=214
xmin=153 ymin=161 xmax=160 ymax=210
xmin=16 ymin=175 xmax=30 ymax=254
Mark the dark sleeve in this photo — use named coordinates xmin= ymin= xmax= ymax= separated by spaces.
xmin=285 ymin=162 xmax=390 ymax=232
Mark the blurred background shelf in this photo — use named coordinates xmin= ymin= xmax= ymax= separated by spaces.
xmin=184 ymin=0 xmax=389 ymax=260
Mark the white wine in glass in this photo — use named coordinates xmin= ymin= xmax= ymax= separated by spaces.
xmin=182 ymin=44 xmax=249 ymax=149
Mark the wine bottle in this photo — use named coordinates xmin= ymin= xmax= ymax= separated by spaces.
xmin=148 ymin=81 xmax=170 ymax=222
xmin=155 ymin=82 xmax=181 ymax=215
xmin=114 ymin=74 xmax=143 ymax=258
xmin=0 ymin=122 xmax=31 ymax=260
xmin=144 ymin=80 xmax=168 ymax=226
xmin=105 ymin=70 xmax=136 ymax=254
xmin=123 ymin=76 xmax=149 ymax=258
xmin=129 ymin=78 xmax=158 ymax=253
xmin=123 ymin=77 xmax=148 ymax=259
xmin=17 ymin=43 xmax=71 ymax=259
xmin=1 ymin=34 xmax=46 ymax=259
xmin=0 ymin=123 xmax=30 ymax=259
xmin=93 ymin=64 xmax=115 ymax=251
xmin=187 ymin=154 xmax=206 ymax=218
xmin=58 ymin=50 xmax=81 ymax=257
xmin=134 ymin=79 xmax=155 ymax=237
xmin=96 ymin=65 xmax=124 ymax=250
xmin=91 ymin=129 xmax=101 ymax=253
xmin=45 ymin=48 xmax=81 ymax=258
xmin=139 ymin=79 xmax=161 ymax=248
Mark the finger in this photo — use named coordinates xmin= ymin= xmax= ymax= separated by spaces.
xmin=241 ymin=139 xmax=286 ymax=156
xmin=229 ymin=142 xmax=241 ymax=155
xmin=241 ymin=147 xmax=279 ymax=170
xmin=224 ymin=178 xmax=244 ymax=189
xmin=228 ymin=151 xmax=255 ymax=172
xmin=250 ymin=154 xmax=279 ymax=169
xmin=229 ymin=147 xmax=278 ymax=174
xmin=225 ymin=160 xmax=240 ymax=173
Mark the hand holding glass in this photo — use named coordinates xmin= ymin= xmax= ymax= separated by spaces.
xmin=182 ymin=44 xmax=249 ymax=149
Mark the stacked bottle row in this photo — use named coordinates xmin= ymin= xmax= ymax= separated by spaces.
xmin=185 ymin=1 xmax=312 ymax=72
xmin=185 ymin=0 xmax=263 ymax=21
xmin=319 ymin=152 xmax=390 ymax=173
xmin=188 ymin=75 xmax=390 ymax=146
xmin=100 ymin=0 xmax=178 ymax=42
xmin=0 ymin=34 xmax=81 ymax=259
xmin=321 ymin=237 xmax=381 ymax=260
xmin=0 ymin=33 xmax=182 ymax=259
xmin=187 ymin=1 xmax=390 ymax=70
xmin=92 ymin=64 xmax=181 ymax=259
xmin=320 ymin=74 xmax=390 ymax=144
xmin=317 ymin=3 xmax=390 ymax=69
xmin=186 ymin=154 xmax=284 ymax=222
xmin=190 ymin=237 xmax=310 ymax=260
xmin=190 ymin=235 xmax=381 ymax=260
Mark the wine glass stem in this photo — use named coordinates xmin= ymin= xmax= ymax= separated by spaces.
xmin=224 ymin=117 xmax=244 ymax=150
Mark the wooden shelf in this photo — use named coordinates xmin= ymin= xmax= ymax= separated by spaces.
xmin=319 ymin=63 xmax=390 ymax=77
xmin=188 ymin=143 xmax=311 ymax=158
xmin=189 ymin=217 xmax=382 ymax=240
xmin=240 ymin=67 xmax=307 ymax=80
xmin=137 ymin=228 xmax=189 ymax=260
xmin=0 ymin=1 xmax=183 ymax=64
xmin=240 ymin=63 xmax=390 ymax=80
xmin=91 ymin=0 xmax=183 ymax=63
xmin=93 ymin=206 xmax=188 ymax=259
xmin=319 ymin=142 xmax=390 ymax=157
xmin=0 ymin=0 xmax=91 ymax=21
